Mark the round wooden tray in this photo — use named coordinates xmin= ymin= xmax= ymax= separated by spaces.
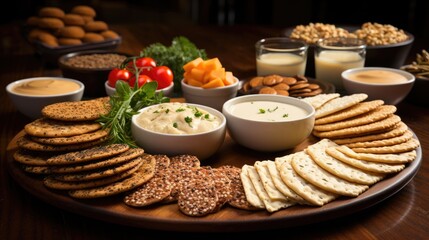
xmin=6 ymin=130 xmax=422 ymax=232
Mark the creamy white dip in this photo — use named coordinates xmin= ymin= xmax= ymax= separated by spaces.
xmin=135 ymin=102 xmax=221 ymax=134
xmin=230 ymin=101 xmax=308 ymax=122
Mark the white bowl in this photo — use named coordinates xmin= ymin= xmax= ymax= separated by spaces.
xmin=105 ymin=80 xmax=174 ymax=97
xmin=181 ymin=77 xmax=239 ymax=111
xmin=131 ymin=102 xmax=226 ymax=160
xmin=6 ymin=77 xmax=84 ymax=119
xmin=222 ymin=94 xmax=315 ymax=152
xmin=342 ymin=67 xmax=415 ymax=105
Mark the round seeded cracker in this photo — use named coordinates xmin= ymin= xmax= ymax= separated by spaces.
xmin=30 ymin=129 xmax=109 ymax=145
xmin=42 ymin=97 xmax=110 ymax=121
xmin=25 ymin=118 xmax=102 ymax=137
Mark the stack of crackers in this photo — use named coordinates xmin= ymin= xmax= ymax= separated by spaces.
xmin=239 ymin=93 xmax=419 ymax=212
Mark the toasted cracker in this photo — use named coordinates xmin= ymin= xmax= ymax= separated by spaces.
xmin=351 ymin=138 xmax=420 ymax=154
xmin=68 ymin=154 xmax=156 ymax=198
xmin=291 ymin=149 xmax=369 ymax=197
xmin=333 ymin=122 xmax=409 ymax=145
xmin=306 ymin=139 xmax=385 ymax=185
xmin=315 ymin=93 xmax=368 ymax=119
xmin=314 ymin=105 xmax=397 ymax=132
xmin=315 ymin=100 xmax=385 ymax=125
xmin=17 ymin=134 xmax=108 ymax=152
xmin=13 ymin=149 xmax=55 ymax=166
xmin=278 ymin=151 xmax=338 ymax=206
xmin=313 ymin=115 xmax=401 ymax=139
xmin=25 ymin=118 xmax=102 ymax=137
xmin=42 ymin=97 xmax=110 ymax=121
xmin=254 ymin=161 xmax=288 ymax=201
xmin=300 ymin=93 xmax=340 ymax=109
xmin=241 ymin=164 xmax=265 ymax=209
xmin=343 ymin=129 xmax=413 ymax=148
xmin=30 ymin=129 xmax=109 ymax=145
xmin=46 ymin=143 xmax=129 ymax=165
xmin=326 ymin=146 xmax=405 ymax=174
xmin=337 ymin=147 xmax=417 ymax=164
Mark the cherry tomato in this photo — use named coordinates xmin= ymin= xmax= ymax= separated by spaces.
xmin=126 ymin=57 xmax=156 ymax=72
xmin=108 ymin=68 xmax=131 ymax=87
xmin=128 ymin=74 xmax=152 ymax=88
xmin=149 ymin=66 xmax=173 ymax=89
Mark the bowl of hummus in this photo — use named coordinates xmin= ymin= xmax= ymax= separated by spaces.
xmin=6 ymin=77 xmax=84 ymax=119
xmin=131 ymin=102 xmax=226 ymax=160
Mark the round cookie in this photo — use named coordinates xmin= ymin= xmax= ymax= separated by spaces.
xmin=71 ymin=5 xmax=96 ymax=18
xmin=38 ymin=7 xmax=65 ymax=18
xmin=38 ymin=17 xmax=64 ymax=30
xmin=101 ymin=30 xmax=119 ymax=40
xmin=62 ymin=13 xmax=85 ymax=26
xmin=82 ymin=32 xmax=104 ymax=43
xmin=84 ymin=21 xmax=108 ymax=32
xmin=28 ymin=28 xmax=50 ymax=42
xmin=26 ymin=16 xmax=40 ymax=26
xmin=37 ymin=32 xmax=58 ymax=47
xmin=58 ymin=38 xmax=82 ymax=46
xmin=58 ymin=26 xmax=85 ymax=38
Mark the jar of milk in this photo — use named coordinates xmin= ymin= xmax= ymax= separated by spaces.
xmin=315 ymin=38 xmax=366 ymax=91
xmin=255 ymin=38 xmax=308 ymax=77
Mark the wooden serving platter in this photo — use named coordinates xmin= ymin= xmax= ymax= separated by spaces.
xmin=6 ymin=130 xmax=422 ymax=232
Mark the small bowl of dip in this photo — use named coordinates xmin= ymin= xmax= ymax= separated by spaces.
xmin=222 ymin=94 xmax=315 ymax=152
xmin=131 ymin=102 xmax=226 ymax=160
xmin=342 ymin=67 xmax=415 ymax=105
xmin=6 ymin=77 xmax=84 ymax=119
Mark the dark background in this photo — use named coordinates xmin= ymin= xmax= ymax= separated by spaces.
xmin=2 ymin=0 xmax=428 ymax=38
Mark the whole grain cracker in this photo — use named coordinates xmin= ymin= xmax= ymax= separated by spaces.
xmin=351 ymin=138 xmax=420 ymax=154
xmin=46 ymin=143 xmax=129 ymax=165
xmin=278 ymin=151 xmax=338 ymax=206
xmin=306 ymin=139 xmax=385 ymax=185
xmin=333 ymin=122 xmax=409 ymax=145
xmin=315 ymin=100 xmax=384 ymax=125
xmin=42 ymin=97 xmax=110 ymax=121
xmin=314 ymin=105 xmax=397 ymax=132
xmin=25 ymin=118 xmax=102 ymax=137
xmin=30 ymin=129 xmax=109 ymax=145
xmin=22 ymin=165 xmax=51 ymax=174
xmin=68 ymin=154 xmax=156 ymax=198
xmin=315 ymin=93 xmax=368 ymax=119
xmin=326 ymin=146 xmax=405 ymax=173
xmin=17 ymin=134 xmax=108 ymax=152
xmin=247 ymin=164 xmax=295 ymax=212
xmin=291 ymin=150 xmax=369 ymax=197
xmin=300 ymin=93 xmax=340 ymax=110
xmin=13 ymin=149 xmax=55 ymax=166
xmin=211 ymin=167 xmax=233 ymax=211
xmin=344 ymin=129 xmax=413 ymax=148
xmin=312 ymin=115 xmax=401 ymax=139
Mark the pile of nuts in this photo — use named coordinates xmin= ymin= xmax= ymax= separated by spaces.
xmin=289 ymin=22 xmax=409 ymax=46
xmin=26 ymin=5 xmax=120 ymax=47
xmin=240 ymin=75 xmax=322 ymax=97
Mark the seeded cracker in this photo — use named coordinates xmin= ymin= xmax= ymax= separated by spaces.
xmin=30 ymin=129 xmax=109 ymax=145
xmin=42 ymin=97 xmax=110 ymax=121
xmin=13 ymin=149 xmax=55 ymax=166
xmin=315 ymin=93 xmax=368 ymax=119
xmin=25 ymin=118 xmax=102 ymax=137
xmin=17 ymin=134 xmax=108 ymax=152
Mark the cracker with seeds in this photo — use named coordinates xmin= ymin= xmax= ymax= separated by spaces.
xmin=13 ymin=149 xmax=55 ymax=166
xmin=333 ymin=122 xmax=409 ymax=145
xmin=30 ymin=129 xmax=109 ymax=145
xmin=46 ymin=143 xmax=129 ymax=165
xmin=315 ymin=93 xmax=368 ymax=119
xmin=300 ymin=93 xmax=340 ymax=109
xmin=22 ymin=165 xmax=51 ymax=174
xmin=351 ymin=138 xmax=420 ymax=154
xmin=306 ymin=139 xmax=385 ymax=185
xmin=17 ymin=134 xmax=108 ymax=152
xmin=314 ymin=105 xmax=397 ymax=132
xmin=25 ymin=118 xmax=102 ymax=137
xmin=313 ymin=115 xmax=401 ymax=139
xmin=241 ymin=164 xmax=265 ymax=209
xmin=337 ymin=147 xmax=416 ymax=164
xmin=343 ymin=129 xmax=413 ymax=148
xmin=278 ymin=151 xmax=338 ymax=206
xmin=68 ymin=154 xmax=156 ymax=198
xmin=247 ymin=164 xmax=295 ymax=212
xmin=315 ymin=100 xmax=385 ymax=125
xmin=326 ymin=146 xmax=405 ymax=173
xmin=42 ymin=97 xmax=110 ymax=121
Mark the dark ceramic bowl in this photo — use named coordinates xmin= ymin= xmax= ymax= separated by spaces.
xmin=58 ymin=50 xmax=130 ymax=97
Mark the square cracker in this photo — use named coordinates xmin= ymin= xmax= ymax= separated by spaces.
xmin=315 ymin=93 xmax=368 ymax=119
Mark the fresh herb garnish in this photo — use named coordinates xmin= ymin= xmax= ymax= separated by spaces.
xmin=184 ymin=116 xmax=193 ymax=127
xmin=258 ymin=109 xmax=266 ymax=114
xmin=283 ymin=113 xmax=289 ymax=118
xmin=97 ymin=81 xmax=169 ymax=147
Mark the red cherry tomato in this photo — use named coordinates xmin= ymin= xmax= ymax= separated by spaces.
xmin=149 ymin=66 xmax=173 ymax=89
xmin=126 ymin=57 xmax=156 ymax=72
xmin=108 ymin=68 xmax=131 ymax=87
xmin=128 ymin=74 xmax=152 ymax=88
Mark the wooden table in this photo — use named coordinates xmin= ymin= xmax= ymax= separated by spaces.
xmin=1 ymin=22 xmax=428 ymax=240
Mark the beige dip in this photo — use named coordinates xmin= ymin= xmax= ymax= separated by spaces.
xmin=347 ymin=70 xmax=408 ymax=84
xmin=13 ymin=79 xmax=81 ymax=95
xmin=135 ymin=102 xmax=221 ymax=134
xmin=230 ymin=101 xmax=309 ymax=122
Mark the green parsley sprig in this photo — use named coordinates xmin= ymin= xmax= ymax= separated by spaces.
xmin=97 ymin=81 xmax=169 ymax=147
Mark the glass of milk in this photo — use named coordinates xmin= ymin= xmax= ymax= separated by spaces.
xmin=255 ymin=38 xmax=308 ymax=77
xmin=315 ymin=37 xmax=366 ymax=91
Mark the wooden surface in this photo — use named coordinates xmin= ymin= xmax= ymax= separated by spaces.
xmin=1 ymin=22 xmax=429 ymax=240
